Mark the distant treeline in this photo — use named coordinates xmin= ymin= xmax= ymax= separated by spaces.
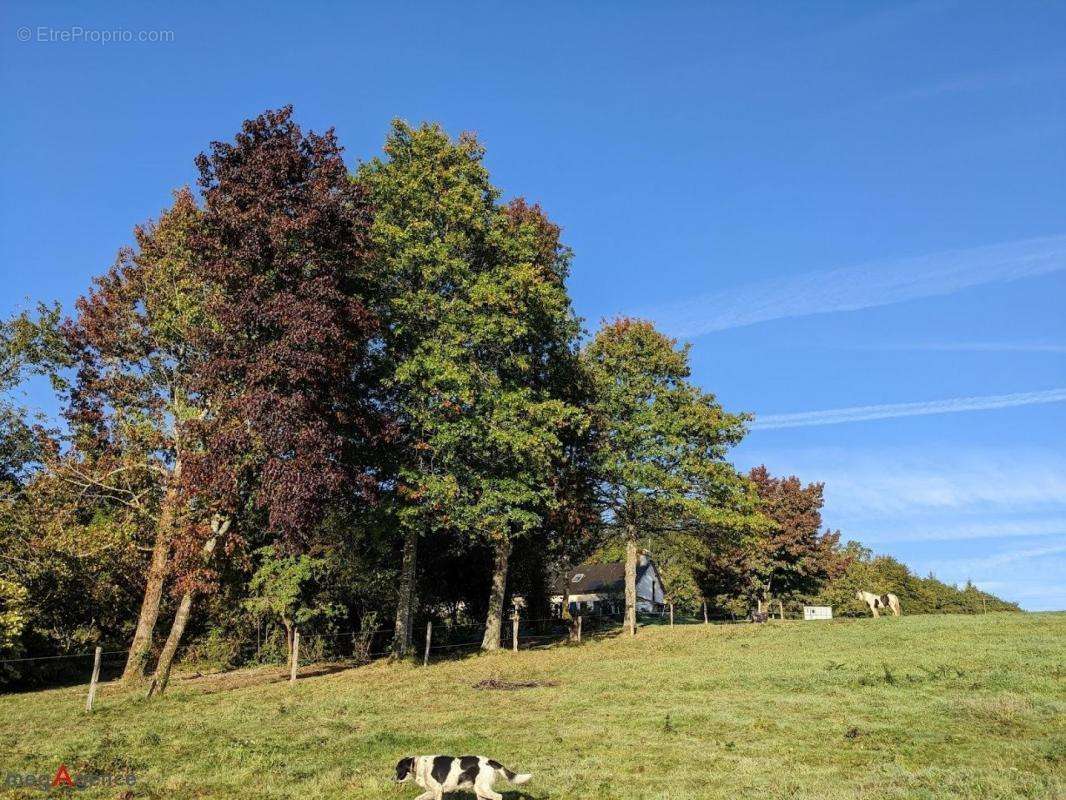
xmin=812 ymin=542 xmax=1021 ymax=617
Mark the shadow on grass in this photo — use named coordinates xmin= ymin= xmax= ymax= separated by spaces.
xmin=440 ymin=793 xmax=542 ymax=800
xmin=1 ymin=654 xmax=126 ymax=695
xmin=188 ymin=661 xmax=358 ymax=694
xmin=9 ymin=614 xmax=749 ymax=699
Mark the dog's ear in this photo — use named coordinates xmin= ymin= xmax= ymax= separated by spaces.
xmin=395 ymin=757 xmax=414 ymax=781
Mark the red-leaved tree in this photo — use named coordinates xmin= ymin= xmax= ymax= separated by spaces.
xmin=148 ymin=107 xmax=383 ymax=694
xmin=701 ymin=465 xmax=841 ymax=616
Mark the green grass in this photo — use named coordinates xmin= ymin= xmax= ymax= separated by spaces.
xmin=2 ymin=613 xmax=1063 ymax=799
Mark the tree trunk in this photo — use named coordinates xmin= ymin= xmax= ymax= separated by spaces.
xmin=392 ymin=526 xmax=418 ymax=658
xmin=624 ymin=532 xmax=638 ymax=637
xmin=145 ymin=523 xmax=223 ymax=697
xmin=145 ymin=588 xmax=193 ymax=697
xmin=560 ymin=562 xmax=572 ymax=621
xmin=121 ymin=518 xmax=170 ymax=682
xmin=121 ymin=459 xmax=182 ymax=682
xmin=481 ymin=537 xmax=512 ymax=651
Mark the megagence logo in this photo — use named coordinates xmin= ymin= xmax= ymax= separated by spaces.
xmin=5 ymin=764 xmax=136 ymax=791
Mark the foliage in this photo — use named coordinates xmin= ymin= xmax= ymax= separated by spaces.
xmin=178 ymin=106 xmax=383 ymax=586
xmin=580 ymin=318 xmax=762 ymax=626
xmin=816 ymin=541 xmax=1022 ymax=616
xmin=64 ymin=188 xmax=206 ymax=463
xmin=582 ymin=319 xmax=759 ymax=537
xmin=0 ymin=313 xmax=148 ymax=682
xmin=357 ymin=122 xmax=585 ymax=548
xmin=0 ymin=577 xmax=28 ymax=653
xmin=701 ymin=466 xmax=841 ymax=611
xmin=244 ymin=545 xmax=341 ymax=639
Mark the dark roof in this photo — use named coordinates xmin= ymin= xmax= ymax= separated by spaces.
xmin=553 ymin=560 xmax=652 ymax=595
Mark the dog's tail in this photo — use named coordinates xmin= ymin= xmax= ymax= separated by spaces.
xmin=490 ymin=761 xmax=532 ymax=785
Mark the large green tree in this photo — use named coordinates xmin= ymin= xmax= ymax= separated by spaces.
xmin=358 ymin=123 xmax=585 ymax=653
xmin=582 ymin=319 xmax=760 ymax=635
xmin=469 ymin=199 xmax=586 ymax=649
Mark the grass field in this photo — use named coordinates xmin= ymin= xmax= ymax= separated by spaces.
xmin=1 ymin=613 xmax=1063 ymax=799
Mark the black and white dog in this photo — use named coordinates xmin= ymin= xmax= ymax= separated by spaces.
xmin=395 ymin=754 xmax=531 ymax=800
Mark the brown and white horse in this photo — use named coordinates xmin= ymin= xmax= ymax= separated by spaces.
xmin=856 ymin=590 xmax=901 ymax=617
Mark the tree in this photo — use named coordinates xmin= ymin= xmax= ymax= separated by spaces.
xmin=148 ymin=106 xmax=382 ymax=694
xmin=707 ymin=467 xmax=841 ymax=616
xmin=1 ymin=311 xmax=149 ymax=683
xmin=582 ymin=319 xmax=760 ymax=635
xmin=57 ymin=190 xmax=211 ymax=682
xmin=357 ymin=123 xmax=585 ymax=654
xmin=357 ymin=121 xmax=494 ymax=656
xmin=244 ymin=545 xmax=340 ymax=657
xmin=471 ymin=199 xmax=586 ymax=650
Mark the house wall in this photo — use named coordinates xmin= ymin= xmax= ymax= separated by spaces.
xmin=549 ymin=593 xmax=624 ymax=615
xmin=637 ymin=566 xmax=664 ymax=610
xmin=549 ymin=561 xmax=668 ymax=616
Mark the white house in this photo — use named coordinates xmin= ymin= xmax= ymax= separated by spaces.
xmin=550 ymin=553 xmax=667 ymax=616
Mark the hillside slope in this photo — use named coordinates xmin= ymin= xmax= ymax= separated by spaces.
xmin=2 ymin=613 xmax=1063 ymax=799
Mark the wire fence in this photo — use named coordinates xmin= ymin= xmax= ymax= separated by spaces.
xmin=0 ymin=605 xmax=819 ymax=703
xmin=0 ymin=608 xmax=785 ymax=668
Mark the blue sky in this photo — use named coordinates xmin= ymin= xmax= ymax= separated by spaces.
xmin=2 ymin=1 xmax=1064 ymax=609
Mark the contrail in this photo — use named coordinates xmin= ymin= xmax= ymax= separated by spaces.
xmin=842 ymin=341 xmax=1066 ymax=353
xmin=934 ymin=542 xmax=1066 ymax=572
xmin=752 ymin=388 xmax=1066 ymax=430
xmin=648 ymin=235 xmax=1066 ymax=337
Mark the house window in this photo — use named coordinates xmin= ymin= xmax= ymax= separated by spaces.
xmin=571 ymin=573 xmax=585 ymax=583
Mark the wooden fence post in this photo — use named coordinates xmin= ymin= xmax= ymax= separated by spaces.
xmin=778 ymin=601 xmax=785 ymax=621
xmin=703 ymin=601 xmax=709 ymax=625
xmin=289 ymin=629 xmax=300 ymax=684
xmin=511 ymin=611 xmax=519 ymax=652
xmin=669 ymin=603 xmax=674 ymax=627
xmin=85 ymin=646 xmax=102 ymax=712
xmin=423 ymin=622 xmax=432 ymax=667
xmin=577 ymin=614 xmax=583 ymax=643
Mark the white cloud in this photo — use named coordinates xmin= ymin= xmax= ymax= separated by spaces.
xmin=736 ymin=445 xmax=1066 ymax=522
xmin=926 ymin=542 xmax=1066 ymax=573
xmin=842 ymin=341 xmax=1066 ymax=354
xmin=646 ymin=235 xmax=1066 ymax=337
xmin=878 ymin=61 xmax=1065 ymax=104
xmin=750 ymin=388 xmax=1066 ymax=430
xmin=861 ymin=518 xmax=1066 ymax=544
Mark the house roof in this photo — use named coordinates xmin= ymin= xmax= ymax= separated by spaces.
xmin=553 ymin=560 xmax=654 ymax=596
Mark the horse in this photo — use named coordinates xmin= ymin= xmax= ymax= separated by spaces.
xmin=856 ymin=590 xmax=901 ymax=618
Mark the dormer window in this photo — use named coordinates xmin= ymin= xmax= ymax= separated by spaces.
xmin=571 ymin=573 xmax=585 ymax=583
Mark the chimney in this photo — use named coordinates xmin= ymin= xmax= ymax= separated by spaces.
xmin=638 ymin=551 xmax=650 ymax=568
